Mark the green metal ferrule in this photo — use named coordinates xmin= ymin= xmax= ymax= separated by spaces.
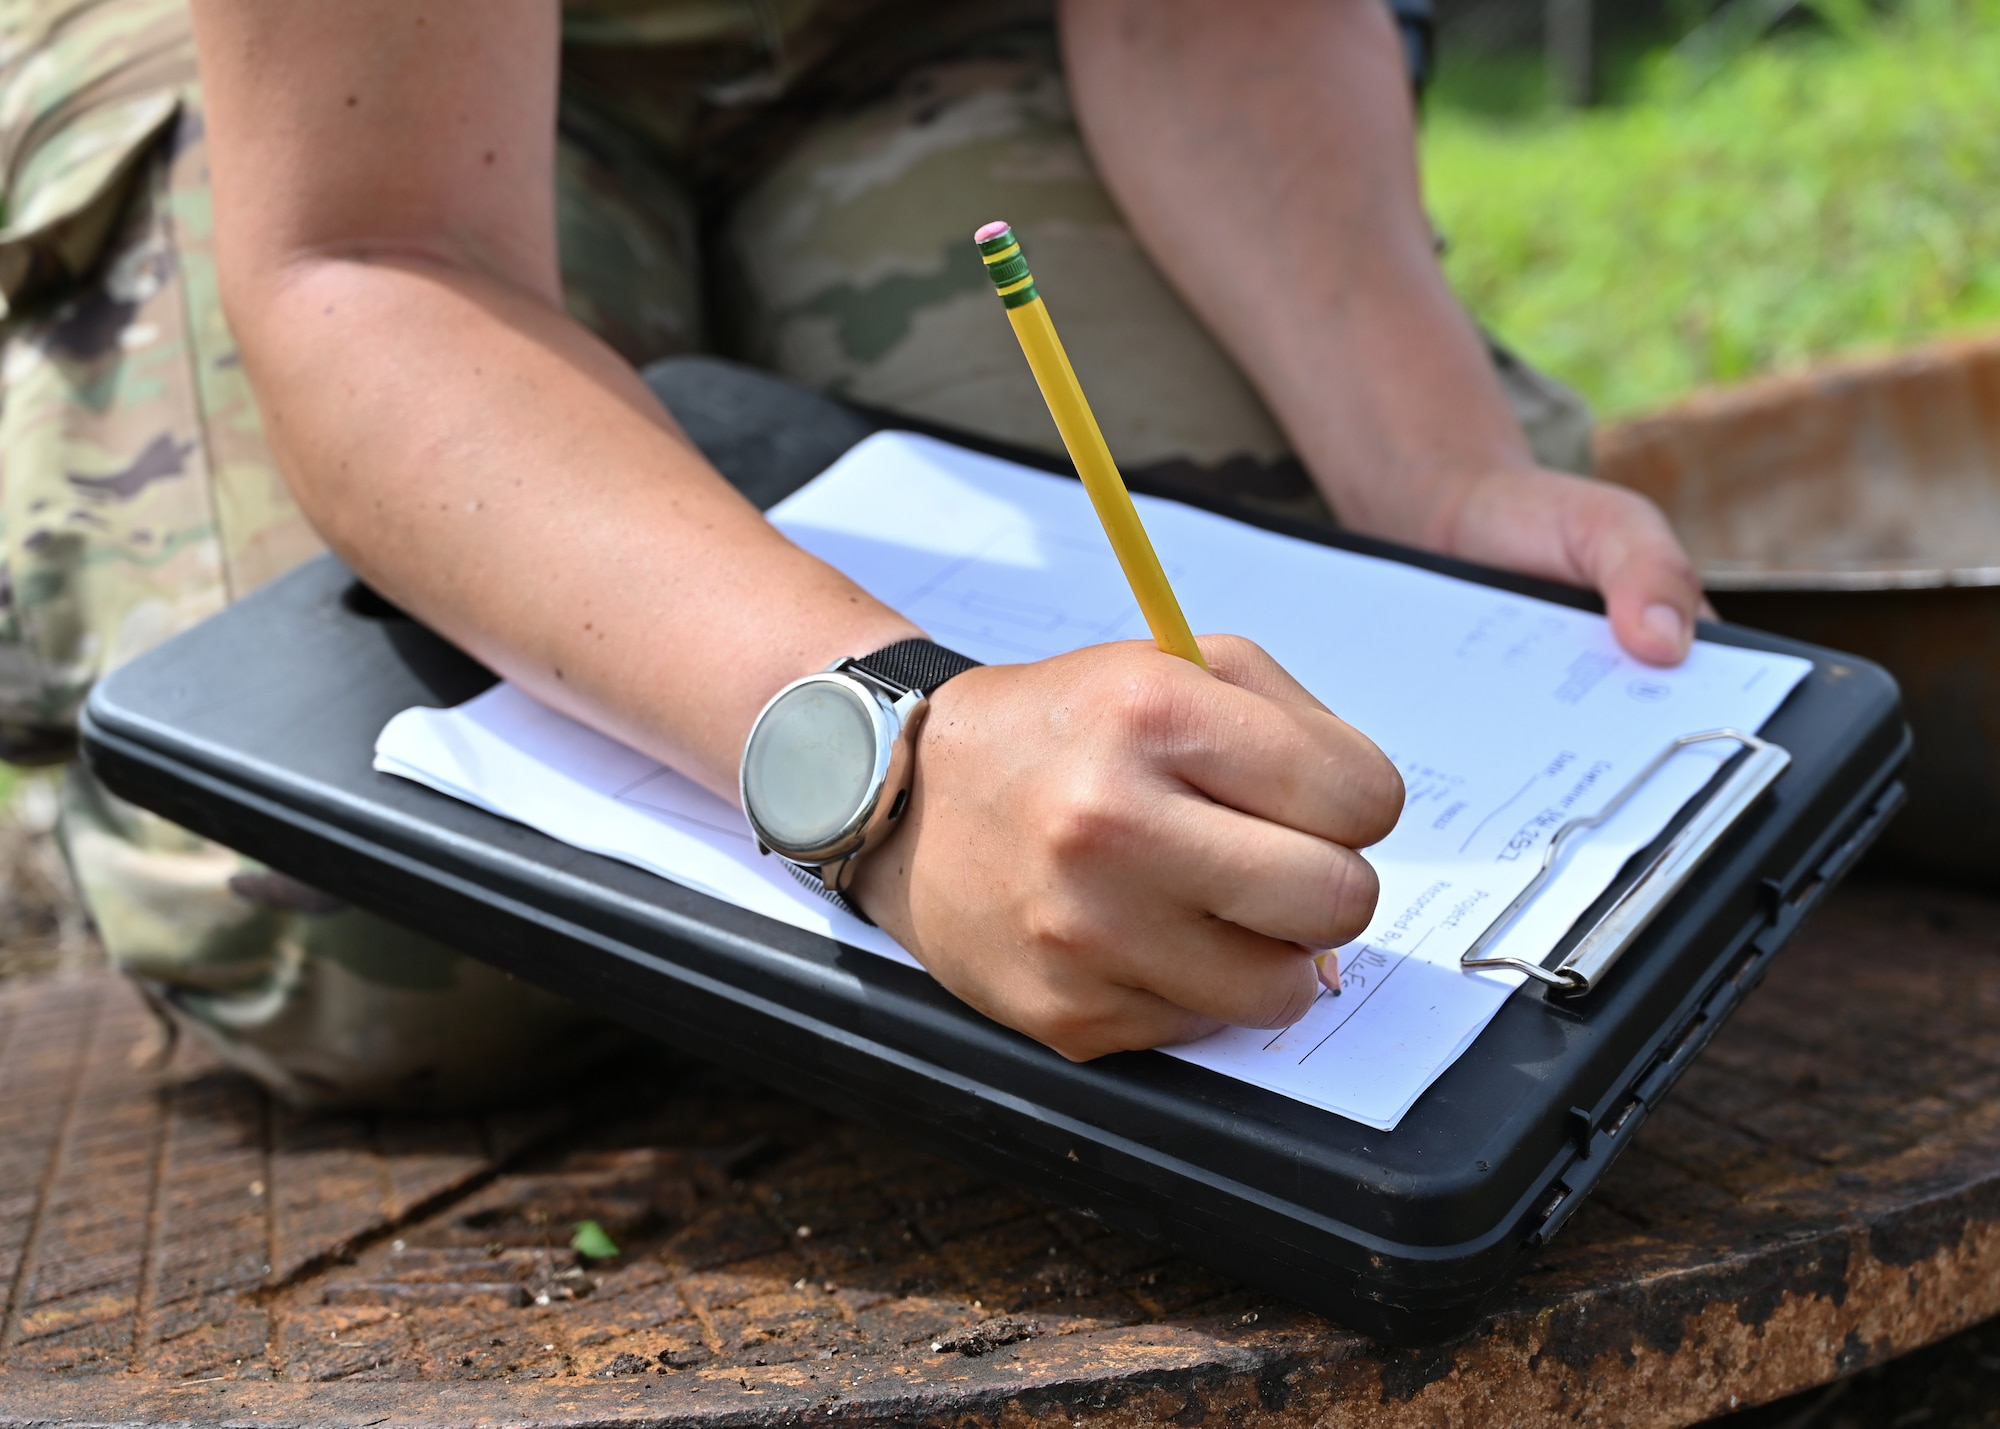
xmin=976 ymin=228 xmax=1018 ymax=257
xmin=982 ymin=251 xmax=1031 ymax=288
xmin=998 ymin=281 xmax=1040 ymax=310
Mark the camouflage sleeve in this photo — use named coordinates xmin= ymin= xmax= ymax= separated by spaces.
xmin=0 ymin=1 xmax=715 ymax=758
xmin=0 ymin=0 xmax=258 ymax=760
xmin=0 ymin=0 xmax=191 ymax=316
xmin=0 ymin=0 xmax=698 ymax=1113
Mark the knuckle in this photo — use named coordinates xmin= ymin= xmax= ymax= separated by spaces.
xmin=1605 ymin=488 xmax=1697 ymax=571
xmin=1247 ymin=966 xmax=1320 ymax=1030
xmin=1664 ymin=547 xmax=1703 ymax=593
xmin=1030 ymin=997 xmax=1124 ymax=1062
xmin=1197 ymin=632 xmax=1267 ymax=675
xmin=1020 ymin=892 xmax=1097 ymax=962
xmin=1107 ymin=664 xmax=1193 ymax=750
xmin=1335 ymin=744 xmax=1404 ymax=843
xmin=1359 ymin=751 xmax=1407 ymax=839
xmin=1039 ymin=775 xmax=1139 ymax=864
xmin=1321 ymin=851 xmax=1381 ymax=944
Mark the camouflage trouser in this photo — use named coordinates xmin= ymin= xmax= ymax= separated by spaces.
xmin=0 ymin=2 xmax=1590 ymax=1109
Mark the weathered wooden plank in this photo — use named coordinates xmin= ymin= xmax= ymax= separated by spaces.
xmin=4 ymin=980 xmax=159 ymax=1375
xmin=0 ymin=883 xmax=1997 ymax=1426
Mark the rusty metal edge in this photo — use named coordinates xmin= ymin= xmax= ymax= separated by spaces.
xmin=1700 ymin=564 xmax=2000 ymax=593
xmin=1598 ymin=329 xmax=2000 ymax=591
xmin=1600 ymin=330 xmax=2000 ymax=440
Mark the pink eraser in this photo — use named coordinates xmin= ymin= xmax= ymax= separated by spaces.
xmin=973 ymin=220 xmax=1012 ymax=243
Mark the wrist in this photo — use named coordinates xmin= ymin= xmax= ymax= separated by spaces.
xmin=843 ymin=659 xmax=982 ymax=943
xmin=1289 ymin=398 xmax=1542 ymax=551
xmin=737 ymin=637 xmax=980 ymax=923
xmin=1241 ymin=252 xmax=1542 ymax=547
xmin=1415 ymin=458 xmax=1549 ymax=558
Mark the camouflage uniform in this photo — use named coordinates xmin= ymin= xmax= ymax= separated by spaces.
xmin=0 ymin=0 xmax=1591 ymax=1108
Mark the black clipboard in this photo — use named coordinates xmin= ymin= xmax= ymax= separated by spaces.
xmin=79 ymin=359 xmax=1908 ymax=1344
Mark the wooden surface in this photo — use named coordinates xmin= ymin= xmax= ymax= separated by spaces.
xmin=1 ymin=881 xmax=1997 ymax=1428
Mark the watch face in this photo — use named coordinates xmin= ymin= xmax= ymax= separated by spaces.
xmin=742 ymin=677 xmax=884 ymax=854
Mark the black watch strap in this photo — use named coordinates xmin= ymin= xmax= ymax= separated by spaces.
xmin=785 ymin=861 xmax=872 ymax=926
xmin=850 ymin=637 xmax=982 ymax=697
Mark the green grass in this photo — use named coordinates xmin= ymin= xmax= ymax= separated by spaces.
xmin=1422 ymin=0 xmax=2000 ymax=419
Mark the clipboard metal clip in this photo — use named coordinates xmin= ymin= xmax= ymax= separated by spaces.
xmin=1460 ymin=728 xmax=1792 ymax=995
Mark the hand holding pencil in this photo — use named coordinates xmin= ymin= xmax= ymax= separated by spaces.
xmin=840 ymin=220 xmax=1392 ymax=1048
xmin=848 ymin=631 xmax=1398 ymax=1056
xmin=845 ymin=221 xmax=1401 ymax=1058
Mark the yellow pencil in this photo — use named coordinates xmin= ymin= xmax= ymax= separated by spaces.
xmin=975 ymin=221 xmax=1207 ymax=670
xmin=977 ymin=223 xmax=1345 ymax=992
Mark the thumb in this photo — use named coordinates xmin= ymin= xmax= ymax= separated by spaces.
xmin=1572 ymin=485 xmax=1705 ymax=666
xmin=1436 ymin=467 xmax=1706 ymax=667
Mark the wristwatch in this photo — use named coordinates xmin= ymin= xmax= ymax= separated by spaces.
xmin=740 ymin=638 xmax=980 ymax=919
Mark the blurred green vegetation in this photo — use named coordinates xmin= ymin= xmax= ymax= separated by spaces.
xmin=1422 ymin=0 xmax=2000 ymax=418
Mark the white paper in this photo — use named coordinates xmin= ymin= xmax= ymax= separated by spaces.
xmin=376 ymin=431 xmax=1810 ymax=1130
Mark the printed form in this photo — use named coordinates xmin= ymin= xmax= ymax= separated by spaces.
xmin=376 ymin=432 xmax=1811 ymax=1130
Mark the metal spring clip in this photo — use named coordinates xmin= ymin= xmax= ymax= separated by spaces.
xmin=1460 ymin=728 xmax=1791 ymax=995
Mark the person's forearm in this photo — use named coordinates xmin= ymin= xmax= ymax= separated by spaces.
xmin=192 ymin=0 xmax=916 ymax=800
xmin=230 ymin=255 xmax=917 ymax=800
xmin=1061 ymin=0 xmax=1533 ymax=544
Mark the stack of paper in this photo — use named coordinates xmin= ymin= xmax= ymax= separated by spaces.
xmin=376 ymin=432 xmax=1809 ymax=1130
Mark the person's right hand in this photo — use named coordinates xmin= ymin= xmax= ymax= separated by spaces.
xmin=848 ymin=634 xmax=1404 ymax=1060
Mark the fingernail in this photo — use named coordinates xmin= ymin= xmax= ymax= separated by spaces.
xmin=1642 ymin=603 xmax=1686 ymax=650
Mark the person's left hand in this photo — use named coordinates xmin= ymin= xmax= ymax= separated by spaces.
xmin=1425 ymin=465 xmax=1710 ymax=667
